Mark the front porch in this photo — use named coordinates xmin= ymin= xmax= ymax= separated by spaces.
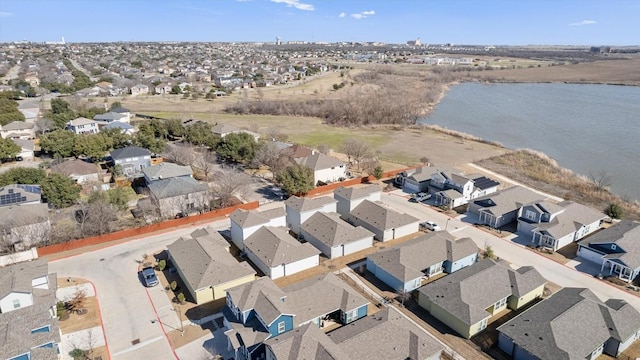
xmin=601 ymin=259 xmax=637 ymax=283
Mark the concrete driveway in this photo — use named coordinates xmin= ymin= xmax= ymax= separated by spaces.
xmin=49 ymin=217 xmax=233 ymax=360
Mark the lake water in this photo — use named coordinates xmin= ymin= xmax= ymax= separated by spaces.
xmin=419 ymin=83 xmax=640 ymax=201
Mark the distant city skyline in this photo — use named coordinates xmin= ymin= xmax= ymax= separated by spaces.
xmin=0 ymin=0 xmax=638 ymax=45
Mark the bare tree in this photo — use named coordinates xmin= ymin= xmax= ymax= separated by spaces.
xmin=67 ymin=288 xmax=87 ymax=314
xmin=163 ymin=143 xmax=197 ymax=166
xmin=35 ymin=117 xmax=54 ymax=135
xmin=316 ymin=144 xmax=331 ymax=154
xmin=341 ymin=138 xmax=371 ymax=170
xmin=211 ymin=170 xmax=249 ymax=207
xmin=193 ymin=151 xmax=218 ymax=181
xmin=589 ymin=170 xmax=612 ymax=191
xmin=252 ymin=141 xmax=288 ymax=173
xmin=266 ymin=127 xmax=289 ymax=142
xmin=77 ymin=200 xmax=117 ymax=237
xmin=419 ymin=156 xmax=430 ymax=165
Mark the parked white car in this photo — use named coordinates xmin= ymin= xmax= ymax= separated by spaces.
xmin=420 ymin=221 xmax=442 ymax=231
xmin=410 ymin=192 xmax=432 ymax=202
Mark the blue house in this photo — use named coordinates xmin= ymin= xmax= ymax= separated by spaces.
xmin=223 ymin=273 xmax=369 ymax=360
xmin=366 ymin=231 xmax=479 ymax=292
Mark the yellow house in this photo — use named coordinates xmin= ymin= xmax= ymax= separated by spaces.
xmin=417 ymin=259 xmax=546 ymax=339
xmin=167 ymin=227 xmax=256 ymax=305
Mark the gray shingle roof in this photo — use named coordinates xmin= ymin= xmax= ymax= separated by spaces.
xmin=110 ymin=146 xmax=151 ymax=160
xmin=333 ymin=184 xmax=381 ymax=201
xmin=350 ymin=200 xmax=420 ymax=231
xmin=147 ymin=177 xmax=208 ymax=199
xmin=230 ymin=207 xmax=286 ymax=228
xmin=93 ymin=111 xmax=127 ymax=121
xmin=265 ymin=323 xmax=349 ymax=360
xmin=142 ymin=162 xmax=192 ymax=181
xmin=498 ymin=287 xmax=640 ymax=360
xmin=0 ymin=259 xmax=48 ymax=299
xmin=472 ymin=186 xmax=544 ymax=216
xmin=534 ymin=201 xmax=605 ymax=239
xmin=406 ymin=166 xmax=434 ymax=183
xmin=0 ymin=203 xmax=49 ymax=230
xmin=285 ymin=195 xmax=336 ymax=213
xmin=67 ymin=117 xmax=97 ymax=126
xmin=579 ymin=220 xmax=640 ymax=269
xmin=326 ymin=307 xmax=444 ymax=359
xmin=367 ymin=232 xmax=478 ymax=282
xmin=211 ymin=123 xmax=240 ymax=135
xmin=167 ymin=230 xmax=255 ymax=291
xmin=301 ymin=212 xmax=374 ymax=249
xmin=1 ymin=121 xmax=35 ymax=131
xmin=226 ymin=277 xmax=291 ymax=325
xmin=0 ymin=184 xmax=41 ymax=206
xmin=244 ymin=226 xmax=319 ymax=267
xmin=418 ymin=259 xmax=546 ymax=326
xmin=295 ymin=153 xmax=345 ymax=171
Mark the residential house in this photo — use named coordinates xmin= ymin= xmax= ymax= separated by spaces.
xmin=65 ymin=117 xmax=99 ymax=135
xmin=229 ymin=208 xmax=286 ymax=250
xmin=93 ymin=111 xmax=129 ymax=125
xmin=295 ymin=152 xmax=347 ymax=185
xmin=0 ymin=184 xmax=41 ymax=207
xmin=142 ymin=162 xmax=192 ymax=185
xmin=148 ymin=177 xmax=209 ymax=219
xmin=333 ymin=184 xmax=381 ymax=218
xmin=75 ymin=86 xmax=101 ymax=97
xmin=433 ymin=174 xmax=500 ymax=209
xmin=467 ymin=186 xmax=544 ymax=229
xmin=110 ymin=106 xmax=133 ymax=121
xmin=0 ymin=203 xmax=51 ymax=251
xmin=418 ymin=259 xmax=546 ymax=339
xmin=167 ymin=227 xmax=256 ymax=305
xmin=101 ymin=121 xmax=136 ymax=135
xmin=243 ymin=226 xmax=320 ymax=279
xmin=130 ymin=84 xmax=149 ymax=96
xmin=17 ymin=101 xmax=40 ymax=122
xmin=211 ymin=123 xmax=260 ymax=141
xmin=50 ymin=159 xmax=101 ymax=185
xmin=367 ymin=232 xmax=479 ymax=292
xmin=497 ymin=287 xmax=640 ymax=360
xmin=518 ymin=200 xmax=606 ymax=251
xmin=264 ymin=323 xmax=349 ymax=360
xmin=0 ymin=259 xmax=60 ymax=359
xmin=401 ymin=166 xmax=433 ymax=193
xmin=110 ymin=146 xmax=152 ymax=177
xmin=577 ymin=220 xmax=640 ymax=283
xmin=347 ymin=200 xmax=420 ymax=241
xmin=284 ymin=195 xmax=336 ymax=234
xmin=224 ymin=273 xmax=369 ymax=360
xmin=301 ymin=212 xmax=374 ymax=259
xmin=154 ymin=83 xmax=172 ymax=95
xmin=0 ymin=121 xmax=36 ymax=140
xmin=280 ymin=144 xmax=314 ymax=160
xmin=10 ymin=139 xmax=35 ymax=160
xmin=325 ymin=307 xmax=444 ymax=360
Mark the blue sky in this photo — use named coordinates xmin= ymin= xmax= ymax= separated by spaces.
xmin=0 ymin=0 xmax=638 ymax=45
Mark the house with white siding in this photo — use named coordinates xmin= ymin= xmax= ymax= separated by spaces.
xmin=301 ymin=212 xmax=374 ymax=259
xmin=65 ymin=117 xmax=99 ymax=135
xmin=518 ymin=200 xmax=606 ymax=251
xmin=333 ymin=184 xmax=381 ymax=218
xmin=243 ymin=226 xmax=319 ymax=279
xmin=284 ymin=195 xmax=336 ymax=235
xmin=295 ymin=153 xmax=347 ymax=185
xmin=347 ymin=200 xmax=420 ymax=242
xmin=229 ymin=207 xmax=286 ymax=250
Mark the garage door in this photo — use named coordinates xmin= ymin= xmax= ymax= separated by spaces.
xmin=577 ymin=245 xmax=604 ymax=264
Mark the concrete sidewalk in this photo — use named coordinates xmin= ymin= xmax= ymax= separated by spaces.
xmin=57 ymin=282 xmax=95 ymax=301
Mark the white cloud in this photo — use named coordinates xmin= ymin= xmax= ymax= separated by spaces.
xmin=351 ymin=10 xmax=375 ymax=19
xmin=270 ymin=0 xmax=315 ymax=11
xmin=0 ymin=12 xmax=14 ymax=17
xmin=338 ymin=12 xmax=346 ymax=18
xmin=569 ymin=19 xmax=597 ymax=26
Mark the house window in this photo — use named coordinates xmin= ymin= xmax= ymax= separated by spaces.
xmin=31 ymin=325 xmax=51 ymax=334
xmin=524 ymin=210 xmax=537 ymax=221
xmin=12 ymin=299 xmax=20 ymax=309
xmin=592 ymin=342 xmax=605 ymax=358
xmin=344 ymin=309 xmax=358 ymax=323
xmin=277 ymin=321 xmax=286 ymax=334
xmin=478 ymin=318 xmax=488 ymax=331
xmin=494 ymin=297 xmax=507 ymax=310
xmin=611 ymin=244 xmax=617 ymax=250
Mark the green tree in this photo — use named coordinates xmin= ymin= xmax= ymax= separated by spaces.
xmin=184 ymin=122 xmax=219 ymax=148
xmin=0 ymin=137 xmax=21 ymax=159
xmin=0 ymin=97 xmax=26 ymax=125
xmin=215 ymin=132 xmax=257 ymax=163
xmin=372 ymin=165 xmax=384 ymax=182
xmin=165 ymin=119 xmax=185 ymax=139
xmin=605 ymin=203 xmax=624 ymax=219
xmin=0 ymin=167 xmax=46 ymax=186
xmin=170 ymin=85 xmax=181 ymax=94
xmin=109 ymin=101 xmax=122 ymax=110
xmin=47 ymin=98 xmax=76 ymax=129
xmin=107 ymin=187 xmax=130 ymax=211
xmin=133 ymin=123 xmax=166 ymax=154
xmin=40 ymin=129 xmax=77 ymax=158
xmin=41 ymin=173 xmax=81 ymax=208
xmin=275 ymin=164 xmax=314 ymax=196
xmin=101 ymin=127 xmax=131 ymax=149
xmin=73 ymin=133 xmax=112 ymax=161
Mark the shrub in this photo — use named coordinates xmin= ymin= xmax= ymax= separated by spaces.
xmin=69 ymin=348 xmax=85 ymax=360
xmin=170 ymin=281 xmax=178 ymax=291
xmin=177 ymin=292 xmax=186 ymax=304
xmin=605 ymin=203 xmax=624 ymax=219
xmin=158 ymin=259 xmax=167 ymax=271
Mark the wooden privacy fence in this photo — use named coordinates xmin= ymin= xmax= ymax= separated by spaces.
xmin=37 ymin=201 xmax=259 ymax=256
xmin=305 ymin=167 xmax=417 ymax=197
